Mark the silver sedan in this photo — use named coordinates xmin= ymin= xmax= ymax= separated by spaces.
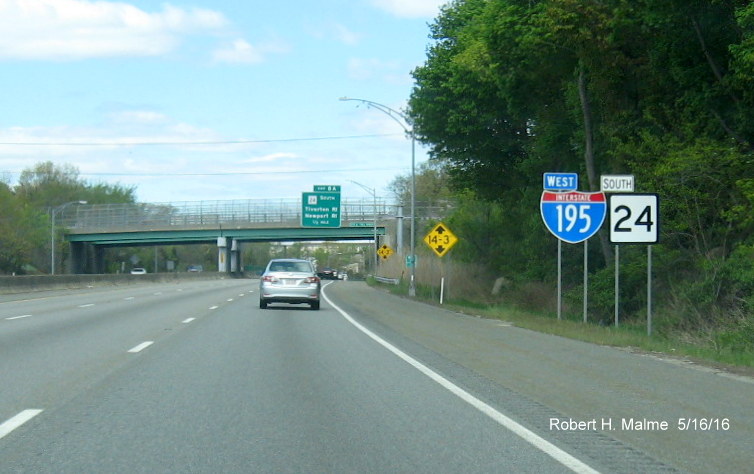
xmin=259 ymin=258 xmax=321 ymax=310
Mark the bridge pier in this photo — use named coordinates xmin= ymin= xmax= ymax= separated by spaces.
xmin=230 ymin=239 xmax=242 ymax=275
xmin=68 ymin=242 xmax=104 ymax=274
xmin=217 ymin=237 xmax=243 ymax=276
xmin=217 ymin=237 xmax=229 ymax=273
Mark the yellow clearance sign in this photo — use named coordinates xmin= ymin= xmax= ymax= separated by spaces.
xmin=377 ymin=244 xmax=393 ymax=260
xmin=423 ymin=222 xmax=458 ymax=257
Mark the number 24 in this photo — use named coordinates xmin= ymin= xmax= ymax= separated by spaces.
xmin=614 ymin=205 xmax=654 ymax=232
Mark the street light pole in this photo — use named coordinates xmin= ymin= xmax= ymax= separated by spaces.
xmin=349 ymin=180 xmax=378 ymax=274
xmin=339 ymin=96 xmax=417 ymax=296
xmin=51 ymin=200 xmax=87 ymax=275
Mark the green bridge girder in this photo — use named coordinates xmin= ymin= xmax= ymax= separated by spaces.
xmin=66 ymin=225 xmax=386 ymax=247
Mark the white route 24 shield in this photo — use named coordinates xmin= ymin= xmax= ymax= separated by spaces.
xmin=540 ymin=191 xmax=607 ymax=244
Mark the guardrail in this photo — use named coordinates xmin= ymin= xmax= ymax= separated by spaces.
xmin=373 ymin=275 xmax=400 ymax=285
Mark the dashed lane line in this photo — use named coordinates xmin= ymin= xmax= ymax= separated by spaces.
xmin=128 ymin=341 xmax=154 ymax=353
xmin=5 ymin=314 xmax=32 ymax=321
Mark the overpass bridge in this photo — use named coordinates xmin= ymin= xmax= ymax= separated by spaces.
xmin=57 ymin=198 xmax=400 ymax=274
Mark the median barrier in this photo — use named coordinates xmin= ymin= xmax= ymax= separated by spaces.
xmin=0 ymin=272 xmax=232 ymax=295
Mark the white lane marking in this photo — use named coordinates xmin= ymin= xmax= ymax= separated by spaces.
xmin=154 ymin=292 xmax=163 ymax=296
xmin=128 ymin=341 xmax=154 ymax=353
xmin=177 ymin=289 xmax=184 ymax=292
xmin=124 ymin=297 xmax=135 ymax=301
xmin=320 ymin=286 xmax=600 ymax=474
xmin=209 ymin=306 xmax=219 ymax=310
xmin=78 ymin=304 xmax=95 ymax=308
xmin=5 ymin=314 xmax=32 ymax=320
xmin=227 ymin=298 xmax=234 ymax=302
xmin=238 ymin=294 xmax=245 ymax=297
xmin=0 ymin=409 xmax=43 ymax=440
xmin=182 ymin=318 xmax=196 ymax=324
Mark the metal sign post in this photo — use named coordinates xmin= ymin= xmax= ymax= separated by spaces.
xmin=583 ymin=240 xmax=588 ymax=323
xmin=557 ymin=239 xmax=562 ymax=320
xmin=648 ymin=245 xmax=653 ymax=336
xmin=614 ymin=244 xmax=620 ymax=327
xmin=541 ymin=174 xmax=605 ymax=322
xmin=608 ymin=193 xmax=660 ymax=334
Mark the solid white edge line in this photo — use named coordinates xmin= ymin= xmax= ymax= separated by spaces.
xmin=0 ymin=409 xmax=43 ymax=440
xmin=128 ymin=341 xmax=154 ymax=353
xmin=320 ymin=286 xmax=600 ymax=474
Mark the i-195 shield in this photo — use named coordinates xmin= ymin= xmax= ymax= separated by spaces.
xmin=540 ymin=191 xmax=607 ymax=244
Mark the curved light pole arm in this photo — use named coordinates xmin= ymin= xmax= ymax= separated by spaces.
xmin=339 ymin=97 xmax=413 ymax=136
xmin=340 ymin=96 xmax=417 ymax=296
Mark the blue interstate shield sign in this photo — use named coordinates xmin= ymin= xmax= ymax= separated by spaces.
xmin=540 ymin=191 xmax=607 ymax=243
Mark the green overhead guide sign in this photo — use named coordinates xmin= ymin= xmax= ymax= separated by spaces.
xmin=302 ymin=185 xmax=341 ymax=228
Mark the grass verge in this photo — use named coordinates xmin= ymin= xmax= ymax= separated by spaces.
xmin=368 ymin=279 xmax=754 ymax=375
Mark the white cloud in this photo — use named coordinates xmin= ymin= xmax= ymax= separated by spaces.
xmin=305 ymin=21 xmax=361 ymax=46
xmin=212 ymin=39 xmax=264 ymax=64
xmin=0 ymin=0 xmax=227 ymax=60
xmin=212 ymin=37 xmax=290 ymax=64
xmin=0 ymin=109 xmax=222 ymax=151
xmin=370 ymin=0 xmax=446 ymax=18
xmin=332 ymin=23 xmax=361 ymax=46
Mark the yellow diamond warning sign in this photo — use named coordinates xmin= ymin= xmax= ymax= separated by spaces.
xmin=377 ymin=244 xmax=394 ymax=260
xmin=423 ymin=222 xmax=458 ymax=257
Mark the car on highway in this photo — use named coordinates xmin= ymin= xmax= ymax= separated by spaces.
xmin=317 ymin=267 xmax=338 ymax=280
xmin=130 ymin=267 xmax=147 ymax=275
xmin=259 ymin=258 xmax=321 ymax=310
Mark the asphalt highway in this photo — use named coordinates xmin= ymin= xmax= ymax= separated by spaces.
xmin=0 ymin=279 xmax=751 ymax=473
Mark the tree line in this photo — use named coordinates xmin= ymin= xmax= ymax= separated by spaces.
xmin=401 ymin=0 xmax=754 ymax=344
xmin=0 ymin=162 xmax=137 ymax=274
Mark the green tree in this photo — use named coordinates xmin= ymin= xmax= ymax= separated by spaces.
xmin=408 ymin=0 xmax=754 ymax=324
xmin=0 ymin=182 xmax=47 ymax=274
xmin=16 ymin=161 xmax=136 ymax=209
xmin=13 ymin=161 xmax=137 ymax=273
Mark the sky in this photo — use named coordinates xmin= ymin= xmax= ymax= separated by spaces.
xmin=0 ymin=0 xmax=447 ymax=204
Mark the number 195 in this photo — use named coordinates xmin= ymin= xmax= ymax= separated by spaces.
xmin=556 ymin=204 xmax=591 ymax=233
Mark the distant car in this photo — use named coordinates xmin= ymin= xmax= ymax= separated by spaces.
xmin=318 ymin=267 xmax=338 ymax=280
xmin=259 ymin=259 xmax=321 ymax=310
xmin=130 ymin=267 xmax=147 ymax=275
xmin=187 ymin=265 xmax=203 ymax=272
